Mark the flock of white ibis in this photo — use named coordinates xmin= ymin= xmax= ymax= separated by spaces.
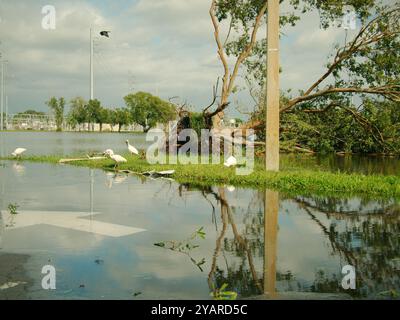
xmin=103 ymin=139 xmax=139 ymax=169
xmin=11 ymin=138 xmax=238 ymax=169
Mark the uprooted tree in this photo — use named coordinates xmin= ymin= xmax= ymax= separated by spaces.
xmin=249 ymin=3 xmax=399 ymax=153
xmin=172 ymin=1 xmax=399 ymax=154
xmin=205 ymin=0 xmax=399 ymax=152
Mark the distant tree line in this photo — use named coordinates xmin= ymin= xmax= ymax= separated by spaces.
xmin=17 ymin=110 xmax=46 ymax=116
xmin=45 ymin=91 xmax=177 ymax=133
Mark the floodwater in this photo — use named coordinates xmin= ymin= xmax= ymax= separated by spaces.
xmin=0 ymin=131 xmax=399 ymax=175
xmin=0 ymin=161 xmax=399 ymax=300
xmin=0 ymin=132 xmax=148 ymax=157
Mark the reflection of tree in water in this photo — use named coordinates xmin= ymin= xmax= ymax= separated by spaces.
xmin=291 ymin=196 xmax=400 ymax=298
xmin=180 ymin=184 xmax=298 ymax=297
xmin=178 ymin=183 xmax=264 ymax=297
xmin=176 ymin=182 xmax=400 ymax=298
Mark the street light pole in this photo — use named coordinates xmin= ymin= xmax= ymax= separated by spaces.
xmin=0 ymin=57 xmax=4 ymax=131
xmin=5 ymin=95 xmax=8 ymax=130
xmin=4 ymin=61 xmax=7 ymax=130
xmin=265 ymin=0 xmax=280 ymax=171
xmin=90 ymin=27 xmax=94 ymax=100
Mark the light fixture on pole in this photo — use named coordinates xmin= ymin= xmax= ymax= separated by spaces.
xmin=90 ymin=28 xmax=94 ymax=100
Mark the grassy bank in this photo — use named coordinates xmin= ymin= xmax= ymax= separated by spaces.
xmin=1 ymin=154 xmax=399 ymax=198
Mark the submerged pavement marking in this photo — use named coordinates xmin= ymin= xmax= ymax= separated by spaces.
xmin=0 ymin=211 xmax=146 ymax=237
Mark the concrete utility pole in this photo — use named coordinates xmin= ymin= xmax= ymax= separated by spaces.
xmin=90 ymin=27 xmax=94 ymax=100
xmin=265 ymin=0 xmax=280 ymax=171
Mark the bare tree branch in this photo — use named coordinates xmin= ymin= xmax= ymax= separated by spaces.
xmin=206 ymin=0 xmax=268 ymax=127
xmin=282 ymin=85 xmax=400 ymax=113
xmin=203 ymin=77 xmax=220 ymax=113
xmin=282 ymin=6 xmax=400 ymax=113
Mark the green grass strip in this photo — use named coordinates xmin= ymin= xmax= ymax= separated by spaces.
xmin=1 ymin=154 xmax=399 ymax=199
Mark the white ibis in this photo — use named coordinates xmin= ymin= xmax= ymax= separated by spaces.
xmin=104 ymin=149 xmax=114 ymax=156
xmin=125 ymin=140 xmax=139 ymax=155
xmin=224 ymin=155 xmax=237 ymax=167
xmin=11 ymin=148 xmax=27 ymax=159
xmin=103 ymin=150 xmax=127 ymax=170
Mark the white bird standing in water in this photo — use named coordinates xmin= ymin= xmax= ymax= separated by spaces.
xmin=224 ymin=155 xmax=237 ymax=167
xmin=103 ymin=150 xmax=127 ymax=170
xmin=125 ymin=140 xmax=139 ymax=155
xmin=11 ymin=148 xmax=27 ymax=159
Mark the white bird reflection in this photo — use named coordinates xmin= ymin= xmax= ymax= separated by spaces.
xmin=106 ymin=173 xmax=128 ymax=188
xmin=12 ymin=163 xmax=26 ymax=176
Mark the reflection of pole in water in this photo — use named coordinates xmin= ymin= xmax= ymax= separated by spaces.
xmin=264 ymin=190 xmax=279 ymax=297
xmin=0 ymin=168 xmax=5 ymax=248
xmin=90 ymin=169 xmax=94 ymax=216
xmin=0 ymin=127 xmax=4 ymax=157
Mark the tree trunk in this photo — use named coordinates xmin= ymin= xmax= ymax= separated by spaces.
xmin=212 ymin=110 xmax=224 ymax=129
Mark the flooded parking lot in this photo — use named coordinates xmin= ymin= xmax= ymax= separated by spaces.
xmin=0 ymin=161 xmax=399 ymax=299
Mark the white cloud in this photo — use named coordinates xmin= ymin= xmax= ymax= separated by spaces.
xmin=0 ymin=0 xmax=356 ymax=119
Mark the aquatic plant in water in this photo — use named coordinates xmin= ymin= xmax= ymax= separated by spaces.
xmin=210 ymin=283 xmax=238 ymax=300
xmin=7 ymin=203 xmax=19 ymax=215
xmin=154 ymin=227 xmax=206 ymax=271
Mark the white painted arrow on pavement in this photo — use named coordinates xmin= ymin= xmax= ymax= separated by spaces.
xmin=0 ymin=210 xmax=146 ymax=238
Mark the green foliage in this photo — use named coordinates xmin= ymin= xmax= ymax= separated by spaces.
xmin=188 ymin=112 xmax=207 ymax=137
xmin=97 ymin=107 xmax=110 ymax=131
xmin=377 ymin=289 xmax=399 ymax=299
xmin=60 ymin=97 xmax=136 ymax=132
xmin=154 ymin=227 xmax=206 ymax=272
xmin=218 ymin=0 xmax=381 ymax=88
xmin=222 ymin=1 xmax=399 ymax=154
xmin=124 ymin=92 xmax=176 ymax=132
xmin=67 ymin=97 xmax=88 ymax=130
xmin=46 ymin=97 xmax=65 ymax=131
xmin=69 ymin=98 xmax=114 ymax=132
xmin=281 ymin=99 xmax=400 ymax=154
xmin=17 ymin=110 xmax=46 ymax=116
xmin=110 ymin=108 xmax=132 ymax=132
xmin=250 ymin=89 xmax=400 ymax=154
xmin=86 ymin=99 xmax=102 ymax=129
xmin=7 ymin=203 xmax=19 ymax=215
xmin=196 ymin=226 xmax=206 ymax=239
xmin=210 ymin=283 xmax=238 ymax=300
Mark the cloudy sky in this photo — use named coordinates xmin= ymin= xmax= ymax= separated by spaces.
xmin=0 ymin=0 xmax=359 ymax=118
